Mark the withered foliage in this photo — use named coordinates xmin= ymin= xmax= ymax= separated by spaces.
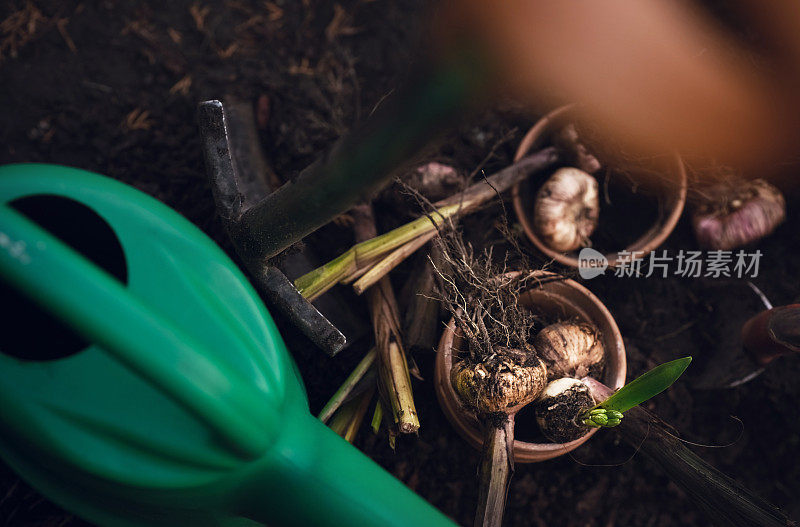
xmin=0 ymin=2 xmax=46 ymax=64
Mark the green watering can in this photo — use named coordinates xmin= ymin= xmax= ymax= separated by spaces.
xmin=0 ymin=164 xmax=454 ymax=527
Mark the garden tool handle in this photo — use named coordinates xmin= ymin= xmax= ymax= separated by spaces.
xmin=741 ymin=304 xmax=800 ymax=365
xmin=0 ymin=204 xmax=277 ymax=458
xmin=240 ymin=413 xmax=456 ymax=527
xmin=235 ymin=49 xmax=487 ymax=262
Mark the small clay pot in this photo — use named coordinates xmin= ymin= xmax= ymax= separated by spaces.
xmin=434 ymin=271 xmax=626 ymax=463
xmin=511 ymin=104 xmax=687 ymax=268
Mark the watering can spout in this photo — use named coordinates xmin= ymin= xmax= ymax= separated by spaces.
xmin=238 ymin=413 xmax=455 ymax=527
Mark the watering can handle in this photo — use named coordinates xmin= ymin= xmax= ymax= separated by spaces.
xmin=0 ymin=204 xmax=276 ymax=458
xmin=235 ymin=411 xmax=456 ymax=527
xmin=0 ymin=203 xmax=457 ymax=527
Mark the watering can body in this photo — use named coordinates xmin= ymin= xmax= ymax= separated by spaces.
xmin=0 ymin=164 xmax=453 ymax=527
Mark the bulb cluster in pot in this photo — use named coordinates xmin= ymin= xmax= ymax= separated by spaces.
xmin=451 ymin=319 xmax=605 ymax=443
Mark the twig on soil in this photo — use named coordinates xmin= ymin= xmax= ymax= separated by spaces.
xmin=0 ymin=2 xmax=47 ymax=63
xmin=56 ymin=18 xmax=76 ymax=54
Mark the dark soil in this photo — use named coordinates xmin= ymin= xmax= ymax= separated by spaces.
xmin=2 ymin=1 xmax=800 ymax=526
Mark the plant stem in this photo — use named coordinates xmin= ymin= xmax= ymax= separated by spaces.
xmin=353 ymin=229 xmax=438 ymax=294
xmin=475 ymin=415 xmax=515 ymax=527
xmin=318 ymin=348 xmax=377 ymax=423
xmin=328 ymin=386 xmax=375 ymax=443
xmin=371 ymin=399 xmax=384 ymax=434
xmin=353 ymin=203 xmax=420 ymax=434
xmin=294 ymin=248 xmax=381 ymax=302
xmin=295 ymin=210 xmax=445 ymax=300
xmin=378 ymin=339 xmax=419 ymax=433
xmin=583 ymin=377 xmax=796 ymax=527
xmin=436 ymin=147 xmax=558 ymax=209
xmin=401 ymin=245 xmax=443 ymax=352
xmin=296 ymin=200 xmax=464 ymax=300
xmin=294 ymin=147 xmax=559 ymax=300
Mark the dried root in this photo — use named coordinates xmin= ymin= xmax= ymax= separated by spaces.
xmin=431 ymin=232 xmax=543 ymax=365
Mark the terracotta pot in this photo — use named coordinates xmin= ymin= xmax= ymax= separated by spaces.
xmin=511 ymin=104 xmax=688 ymax=268
xmin=434 ymin=271 xmax=626 ymax=463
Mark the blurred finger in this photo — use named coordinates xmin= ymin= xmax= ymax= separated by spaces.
xmin=442 ymin=0 xmax=793 ymax=168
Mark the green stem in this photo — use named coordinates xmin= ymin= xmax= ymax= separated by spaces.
xmin=296 ymin=202 xmax=462 ymax=300
xmin=328 ymin=387 xmax=375 ymax=443
xmin=295 ymin=147 xmax=558 ymax=300
xmin=318 ymin=348 xmax=377 ymax=423
xmin=371 ymin=399 xmax=384 ymax=434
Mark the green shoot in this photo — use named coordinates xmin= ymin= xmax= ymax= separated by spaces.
xmin=582 ymin=356 xmax=692 ymax=428
xmin=317 ymin=348 xmax=377 ymax=424
xmin=371 ymin=399 xmax=384 ymax=434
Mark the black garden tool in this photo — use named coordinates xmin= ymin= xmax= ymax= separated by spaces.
xmin=197 ymin=52 xmax=484 ymax=355
xmin=199 ymin=100 xmax=371 ymax=356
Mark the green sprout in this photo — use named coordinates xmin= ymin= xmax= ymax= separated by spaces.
xmin=582 ymin=408 xmax=623 ymax=428
xmin=581 ymin=356 xmax=692 ymax=428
